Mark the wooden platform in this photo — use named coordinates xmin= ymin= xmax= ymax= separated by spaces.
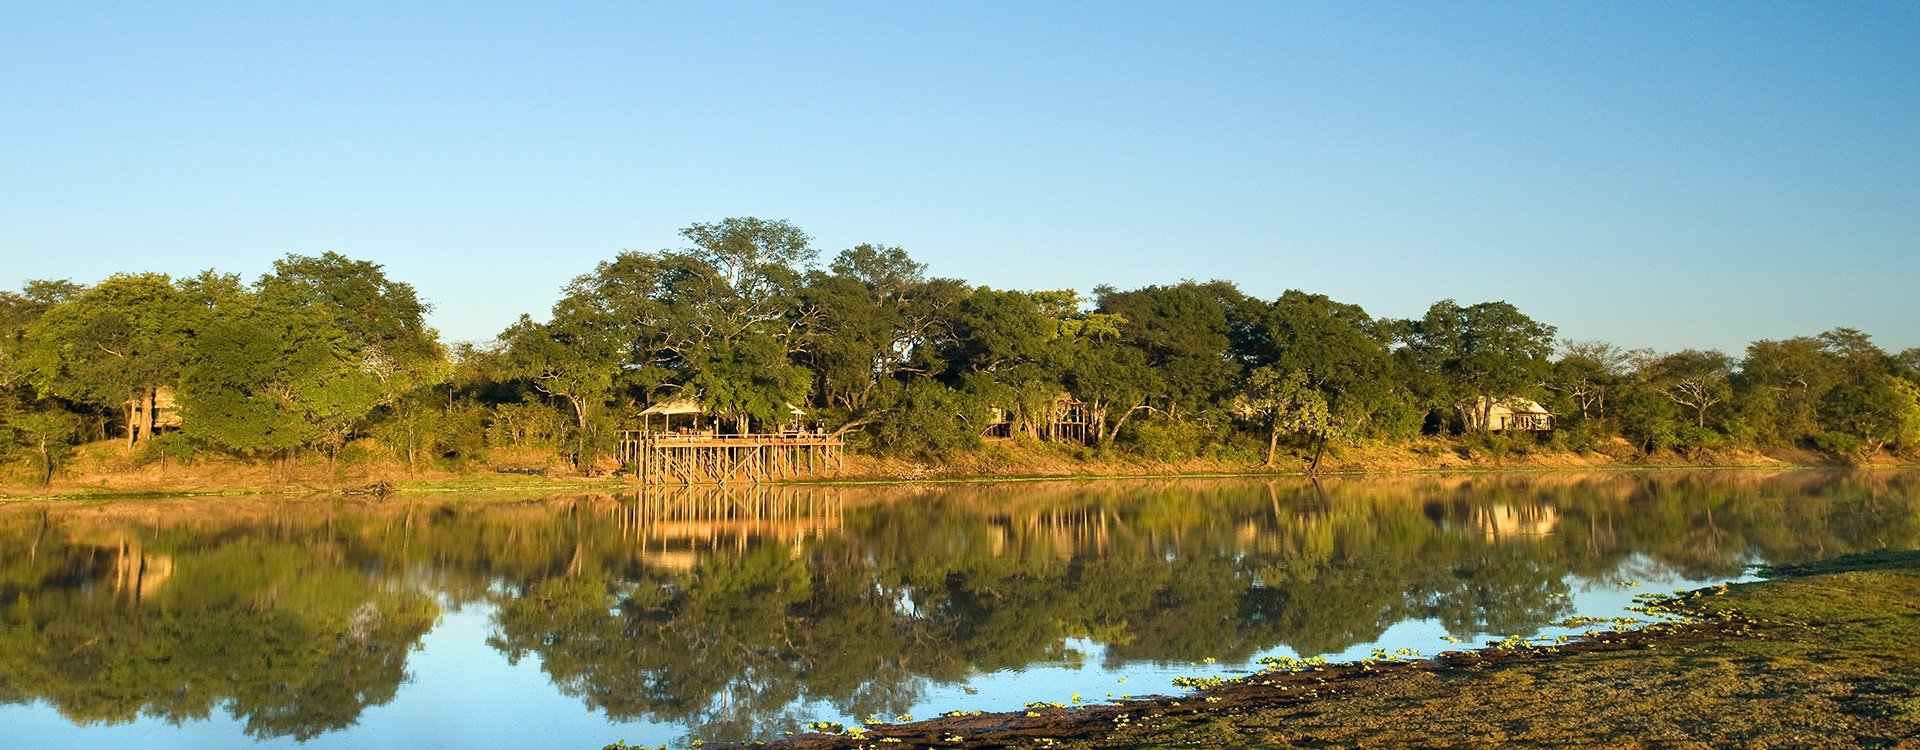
xmin=616 ymin=430 xmax=846 ymax=484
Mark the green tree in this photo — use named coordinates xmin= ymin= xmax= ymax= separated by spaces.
xmin=19 ymin=273 xmax=193 ymax=448
xmin=1399 ymin=300 xmax=1557 ymax=433
xmin=1641 ymin=349 xmax=1734 ymax=430
xmin=1245 ymin=291 xmax=1399 ymax=463
xmin=660 ymin=218 xmax=822 ymax=433
xmin=1094 ymin=281 xmax=1253 ymax=421
xmin=1055 ymin=323 xmax=1159 ymax=445
xmin=796 ymin=245 xmax=965 ymax=417
xmin=260 ymin=253 xmax=452 ymax=441
xmin=939 ymin=288 xmax=1072 ymax=440
xmin=499 ymin=314 xmax=620 ymax=470
xmin=179 ymin=289 xmax=383 ymax=466
xmin=6 ymin=408 xmax=79 ymax=483
xmin=1242 ymin=366 xmax=1331 ymax=469
xmin=1549 ymin=339 xmax=1645 ymax=424
xmin=1821 ymin=373 xmax=1920 ymax=456
xmin=1735 ymin=336 xmax=1840 ymax=444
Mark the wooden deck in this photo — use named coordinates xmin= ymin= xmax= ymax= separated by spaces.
xmin=616 ymin=430 xmax=846 ymax=485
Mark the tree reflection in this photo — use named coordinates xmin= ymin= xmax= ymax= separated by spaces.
xmin=0 ymin=521 xmax=437 ymax=739
xmin=1 ymin=470 xmax=1916 ymax=743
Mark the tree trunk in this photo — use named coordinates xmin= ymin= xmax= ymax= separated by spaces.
xmin=567 ymin=395 xmax=591 ymax=472
xmin=136 ymin=387 xmax=156 ymax=445
xmin=36 ymin=437 xmax=53 ymax=485
xmin=1104 ymin=402 xmax=1150 ymax=445
xmin=1308 ymin=433 xmax=1329 ymax=475
xmin=1264 ymin=424 xmax=1280 ymax=468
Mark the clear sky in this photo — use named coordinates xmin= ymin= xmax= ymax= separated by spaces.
xmin=4 ymin=1 xmax=1916 ymax=356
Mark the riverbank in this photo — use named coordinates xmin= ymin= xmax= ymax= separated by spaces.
xmin=705 ymin=550 xmax=1920 ymax=750
xmin=0 ymin=436 xmax=1889 ymax=501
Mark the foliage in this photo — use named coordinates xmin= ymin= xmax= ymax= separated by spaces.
xmin=5 ymin=408 xmax=79 ymax=483
xmin=1397 ymin=299 xmax=1556 ymax=433
xmin=4 ymin=219 xmax=1915 ymax=475
xmin=867 ymin=378 xmax=986 ymax=458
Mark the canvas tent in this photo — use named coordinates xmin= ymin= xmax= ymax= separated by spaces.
xmin=1473 ymin=396 xmax=1555 ymax=432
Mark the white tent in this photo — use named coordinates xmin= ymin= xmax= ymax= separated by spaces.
xmin=638 ymin=397 xmax=702 ymax=416
xmin=639 ymin=397 xmax=704 ymax=432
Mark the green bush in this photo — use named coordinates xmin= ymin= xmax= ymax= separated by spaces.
xmin=1674 ymin=426 xmax=1724 ymax=455
xmin=1812 ymin=431 xmax=1864 ymax=458
xmin=139 ymin=431 xmax=204 ymax=465
xmin=1117 ymin=418 xmax=1215 ymax=463
xmin=869 ymin=379 xmax=984 ymax=459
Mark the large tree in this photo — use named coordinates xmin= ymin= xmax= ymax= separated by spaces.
xmin=499 ymin=313 xmax=622 ymax=470
xmin=1549 ymin=339 xmax=1647 ymax=424
xmin=1399 ymin=300 xmax=1556 ymax=433
xmin=1093 ymin=281 xmax=1254 ymax=421
xmin=259 ymin=252 xmax=448 ymax=408
xmin=179 ymin=287 xmax=383 ymax=467
xmin=796 ymin=245 xmax=965 ymax=416
xmin=1736 ymin=336 xmax=1842 ymax=444
xmin=1641 ymin=349 xmax=1735 ymax=430
xmin=1244 ymin=291 xmax=1397 ymax=465
xmin=20 ymin=273 xmax=193 ymax=448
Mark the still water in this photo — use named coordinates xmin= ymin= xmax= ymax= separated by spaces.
xmin=2 ymin=470 xmax=1916 ymax=749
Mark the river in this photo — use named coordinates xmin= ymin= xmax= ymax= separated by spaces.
xmin=2 ymin=470 xmax=1915 ymax=748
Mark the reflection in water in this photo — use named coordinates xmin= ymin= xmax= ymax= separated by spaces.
xmin=1 ymin=470 xmax=1917 ymax=745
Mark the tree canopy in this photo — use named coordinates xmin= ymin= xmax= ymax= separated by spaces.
xmin=4 ymin=217 xmax=1916 ymax=481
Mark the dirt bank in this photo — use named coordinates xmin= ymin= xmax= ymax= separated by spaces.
xmin=0 ymin=436 xmax=1876 ymax=500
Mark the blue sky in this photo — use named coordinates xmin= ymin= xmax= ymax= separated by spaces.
xmin=4 ymin=2 xmax=1916 ymax=355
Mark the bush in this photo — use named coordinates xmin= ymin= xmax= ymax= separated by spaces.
xmin=1812 ymin=431 xmax=1864 ymax=458
xmin=1673 ymin=426 xmax=1724 ymax=455
xmin=868 ymin=379 xmax=984 ymax=459
xmin=1116 ymin=417 xmax=1221 ymax=463
xmin=139 ymin=431 xmax=204 ymax=465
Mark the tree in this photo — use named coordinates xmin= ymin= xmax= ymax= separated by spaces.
xmin=680 ymin=217 xmax=816 ymax=325
xmin=1399 ymin=300 xmax=1556 ymax=433
xmin=796 ymin=245 xmax=965 ymax=416
xmin=939 ymin=288 xmax=1070 ymax=439
xmin=1735 ymin=336 xmax=1840 ymax=444
xmin=1642 ymin=349 xmax=1734 ymax=429
xmin=1244 ymin=291 xmax=1397 ymax=462
xmin=1821 ymin=373 xmax=1920 ymax=456
xmin=1093 ymin=281 xmax=1254 ymax=422
xmin=1055 ymin=324 xmax=1159 ymax=445
xmin=498 ymin=314 xmax=620 ymax=470
xmin=1897 ymin=349 xmax=1920 ymax=382
xmin=686 ymin=334 xmax=813 ymax=434
xmin=1550 ymin=339 xmax=1646 ymax=423
xmin=6 ymin=408 xmax=79 ymax=483
xmin=658 ymin=218 xmax=823 ymax=433
xmin=1242 ymin=366 xmax=1331 ymax=469
xmin=259 ymin=253 xmax=449 ymax=410
xmin=179 ymin=289 xmax=383 ymax=467
xmin=19 ymin=273 xmax=193 ymax=448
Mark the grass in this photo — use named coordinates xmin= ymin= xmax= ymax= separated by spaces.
xmin=720 ymin=550 xmax=1920 ymax=750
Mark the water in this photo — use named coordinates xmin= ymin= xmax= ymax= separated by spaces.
xmin=2 ymin=470 xmax=1915 ymax=748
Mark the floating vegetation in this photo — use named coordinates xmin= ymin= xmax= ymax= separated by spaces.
xmin=1170 ymin=675 xmax=1229 ymax=691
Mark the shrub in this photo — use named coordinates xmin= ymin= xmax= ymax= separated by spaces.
xmin=1812 ymin=431 xmax=1864 ymax=459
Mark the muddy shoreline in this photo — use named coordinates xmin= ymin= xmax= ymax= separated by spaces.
xmin=704 ymin=552 xmax=1920 ymax=750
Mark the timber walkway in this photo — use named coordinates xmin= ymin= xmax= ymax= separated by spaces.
xmin=616 ymin=430 xmax=846 ymax=485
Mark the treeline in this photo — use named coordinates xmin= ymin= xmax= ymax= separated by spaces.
xmin=3 ymin=217 xmax=1917 ymax=482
